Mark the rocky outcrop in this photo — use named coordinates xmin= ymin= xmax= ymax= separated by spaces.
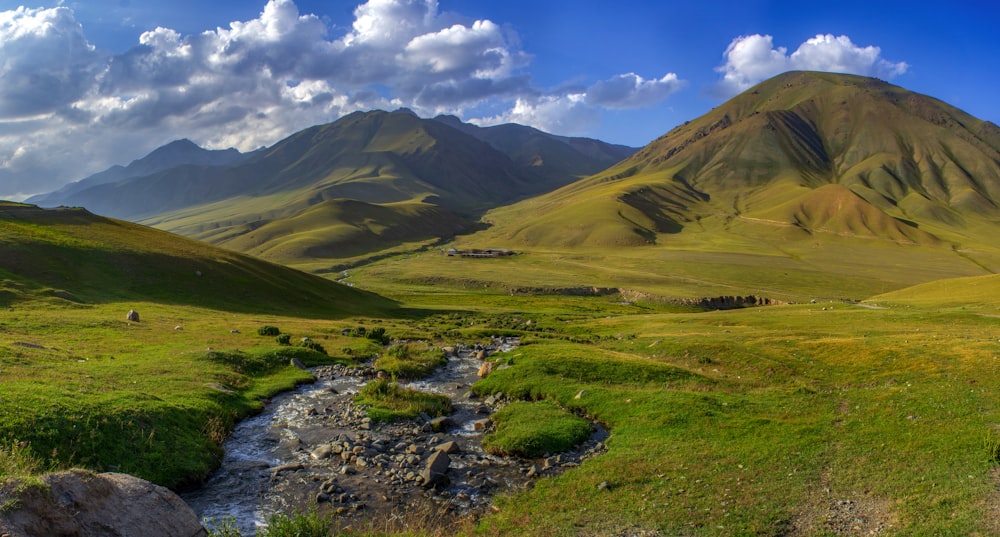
xmin=0 ymin=469 xmax=205 ymax=537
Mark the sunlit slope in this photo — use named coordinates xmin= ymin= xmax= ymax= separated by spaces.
xmin=868 ymin=272 xmax=1000 ymax=309
xmin=475 ymin=71 xmax=1000 ymax=252
xmin=0 ymin=202 xmax=394 ymax=316
xmin=135 ymin=109 xmax=635 ymax=265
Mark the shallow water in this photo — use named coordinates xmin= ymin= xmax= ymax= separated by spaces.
xmin=181 ymin=339 xmax=520 ymax=535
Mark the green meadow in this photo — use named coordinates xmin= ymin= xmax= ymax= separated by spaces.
xmin=5 ymin=202 xmax=1000 ymax=535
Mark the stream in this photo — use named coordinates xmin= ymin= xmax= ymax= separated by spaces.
xmin=181 ymin=337 xmax=607 ymax=535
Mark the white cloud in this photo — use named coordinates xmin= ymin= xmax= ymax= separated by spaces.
xmin=585 ymin=72 xmax=684 ymax=109
xmin=0 ymin=0 xmax=685 ymax=200
xmin=0 ymin=6 xmax=100 ymax=118
xmin=472 ymin=94 xmax=600 ymax=136
xmin=715 ymin=33 xmax=908 ymax=96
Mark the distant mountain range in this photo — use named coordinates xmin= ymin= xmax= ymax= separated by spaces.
xmin=29 ymin=110 xmax=636 ymax=266
xmin=27 ymin=139 xmax=251 ymax=208
xmin=27 ymin=72 xmax=1000 ymax=277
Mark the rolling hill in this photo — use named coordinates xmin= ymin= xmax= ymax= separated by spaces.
xmin=475 ymin=72 xmax=1000 ymax=251
xmin=29 ymin=110 xmax=634 ymax=268
xmin=0 ymin=201 xmax=394 ymax=316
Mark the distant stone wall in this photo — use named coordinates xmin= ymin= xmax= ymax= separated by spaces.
xmin=506 ymin=286 xmax=620 ymax=296
xmin=618 ymin=289 xmax=783 ymax=310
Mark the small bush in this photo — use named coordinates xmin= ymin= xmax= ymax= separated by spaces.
xmin=355 ymin=378 xmax=452 ymax=422
xmin=300 ymin=340 xmax=327 ymax=355
xmin=257 ymin=326 xmax=280 ymax=337
xmin=204 ymin=517 xmax=243 ymax=537
xmin=275 ymin=334 xmax=291 ymax=345
xmin=260 ymin=509 xmax=333 ymax=537
xmin=483 ymin=399 xmax=590 ymax=458
xmin=366 ymin=326 xmax=390 ymax=345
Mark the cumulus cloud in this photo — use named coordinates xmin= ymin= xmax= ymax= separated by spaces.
xmin=0 ymin=0 xmax=684 ymax=200
xmin=585 ymin=72 xmax=684 ymax=109
xmin=472 ymin=94 xmax=600 ymax=136
xmin=0 ymin=6 xmax=101 ymax=118
xmin=714 ymin=33 xmax=908 ymax=96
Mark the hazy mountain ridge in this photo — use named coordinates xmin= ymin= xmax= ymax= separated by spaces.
xmin=27 ymin=139 xmax=250 ymax=208
xmin=22 ymin=109 xmax=634 ymax=267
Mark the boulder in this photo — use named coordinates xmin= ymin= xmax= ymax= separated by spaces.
xmin=125 ymin=309 xmax=139 ymax=322
xmin=290 ymin=358 xmax=308 ymax=370
xmin=477 ymin=361 xmax=496 ymax=378
xmin=0 ymin=469 xmax=205 ymax=537
xmin=434 ymin=441 xmax=461 ymax=454
xmin=420 ymin=450 xmax=450 ymax=488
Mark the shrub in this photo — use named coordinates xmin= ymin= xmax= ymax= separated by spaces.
xmin=260 ymin=509 xmax=332 ymax=537
xmin=275 ymin=334 xmax=291 ymax=345
xmin=257 ymin=325 xmax=280 ymax=337
xmin=366 ymin=326 xmax=390 ymax=345
xmin=300 ymin=340 xmax=327 ymax=355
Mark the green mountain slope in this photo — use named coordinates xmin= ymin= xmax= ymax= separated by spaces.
xmin=0 ymin=202 xmax=394 ymax=316
xmin=474 ymin=72 xmax=1000 ymax=253
xmin=40 ymin=109 xmax=633 ymax=267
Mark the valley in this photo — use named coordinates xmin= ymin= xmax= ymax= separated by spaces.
xmin=4 ymin=71 xmax=1000 ymax=536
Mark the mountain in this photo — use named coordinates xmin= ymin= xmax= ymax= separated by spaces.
xmin=431 ymin=114 xmax=636 ymax=183
xmin=35 ymin=109 xmax=634 ymax=267
xmin=473 ymin=71 xmax=1000 ymax=254
xmin=27 ymin=139 xmax=249 ymax=207
xmin=0 ymin=202 xmax=394 ymax=316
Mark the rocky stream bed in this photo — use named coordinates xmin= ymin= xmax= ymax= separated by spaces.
xmin=181 ymin=337 xmax=608 ymax=535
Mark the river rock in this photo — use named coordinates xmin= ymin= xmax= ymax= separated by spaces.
xmin=477 ymin=361 xmax=496 ymax=378
xmin=473 ymin=419 xmax=491 ymax=431
xmin=270 ymin=462 xmax=304 ymax=476
xmin=0 ymin=469 xmax=205 ymax=537
xmin=420 ymin=451 xmax=451 ymax=488
xmin=435 ymin=441 xmax=461 ymax=454
xmin=310 ymin=445 xmax=333 ymax=460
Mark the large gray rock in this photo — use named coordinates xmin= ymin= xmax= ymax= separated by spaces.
xmin=125 ymin=309 xmax=140 ymax=322
xmin=420 ymin=450 xmax=450 ymax=488
xmin=0 ymin=469 xmax=205 ymax=537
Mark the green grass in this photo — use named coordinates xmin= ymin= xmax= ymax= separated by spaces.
xmin=374 ymin=342 xmax=447 ymax=380
xmin=482 ymin=400 xmax=591 ymax=458
xmin=0 ymin=299 xmax=371 ymax=489
xmin=465 ymin=303 xmax=1000 ymax=536
xmin=354 ymin=378 xmax=452 ymax=422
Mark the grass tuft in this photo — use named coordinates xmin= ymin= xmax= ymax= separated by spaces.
xmin=482 ymin=399 xmax=590 ymax=458
xmin=354 ymin=379 xmax=452 ymax=422
xmin=374 ymin=342 xmax=446 ymax=380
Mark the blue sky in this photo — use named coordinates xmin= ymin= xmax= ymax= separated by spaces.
xmin=0 ymin=0 xmax=998 ymax=200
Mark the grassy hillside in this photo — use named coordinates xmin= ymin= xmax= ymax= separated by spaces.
xmin=0 ymin=202 xmax=394 ymax=316
xmin=471 ymin=72 xmax=1000 ymax=251
xmin=6 ymin=196 xmax=1000 ymax=535
xmin=0 ymin=202 xmax=401 ymax=489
